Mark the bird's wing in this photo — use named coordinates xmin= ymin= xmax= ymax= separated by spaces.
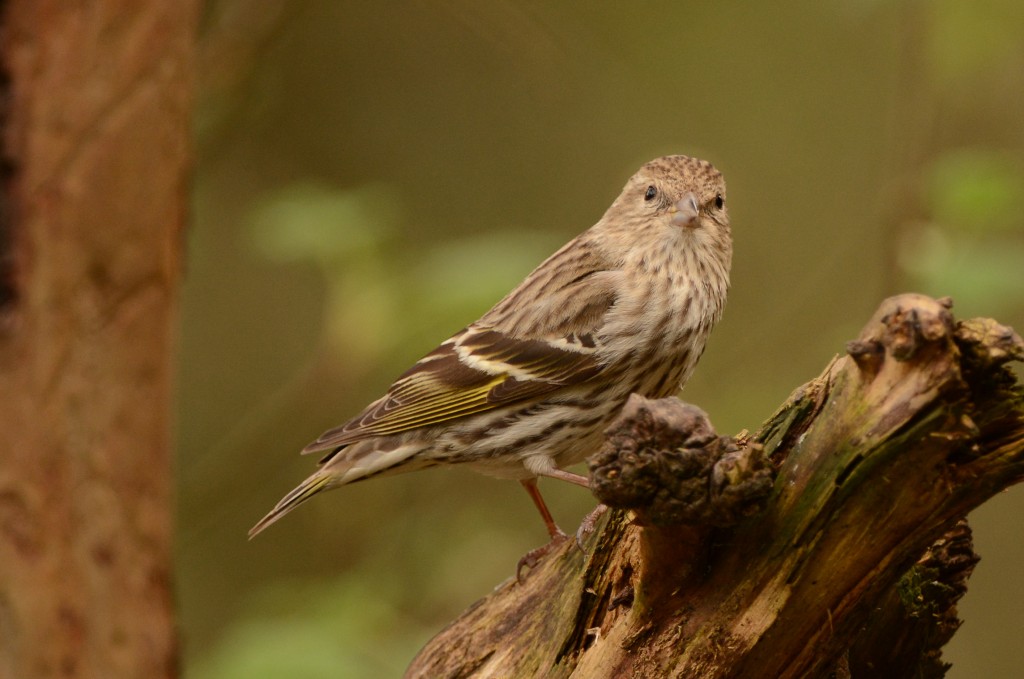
xmin=301 ymin=327 xmax=604 ymax=453
xmin=302 ymin=272 xmax=619 ymax=454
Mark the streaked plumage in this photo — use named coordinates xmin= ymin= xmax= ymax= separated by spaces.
xmin=250 ymin=155 xmax=732 ymax=544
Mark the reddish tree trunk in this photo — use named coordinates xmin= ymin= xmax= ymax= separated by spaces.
xmin=0 ymin=2 xmax=197 ymax=677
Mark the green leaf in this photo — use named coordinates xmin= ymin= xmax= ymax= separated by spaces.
xmin=248 ymin=182 xmax=401 ymax=262
xmin=927 ymin=149 xmax=1024 ymax=234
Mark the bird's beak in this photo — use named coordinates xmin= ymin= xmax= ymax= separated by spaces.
xmin=669 ymin=193 xmax=700 ymax=228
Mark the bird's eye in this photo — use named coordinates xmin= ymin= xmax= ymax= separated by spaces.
xmin=714 ymin=194 xmax=724 ymax=209
xmin=644 ymin=185 xmax=657 ymax=202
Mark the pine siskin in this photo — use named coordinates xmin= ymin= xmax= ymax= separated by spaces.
xmin=250 ymin=155 xmax=732 ymax=565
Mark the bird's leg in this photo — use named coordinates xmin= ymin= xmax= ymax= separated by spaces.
xmin=538 ymin=468 xmax=590 ymax=487
xmin=536 ymin=468 xmax=607 ymax=549
xmin=521 ymin=477 xmax=565 ymax=539
xmin=516 ymin=478 xmax=568 ymax=582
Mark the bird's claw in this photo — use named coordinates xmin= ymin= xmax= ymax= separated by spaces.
xmin=574 ymin=504 xmax=609 ymax=552
xmin=516 ymin=530 xmax=568 ymax=584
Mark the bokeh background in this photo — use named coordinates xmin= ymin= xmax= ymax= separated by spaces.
xmin=179 ymin=1 xmax=1024 ymax=677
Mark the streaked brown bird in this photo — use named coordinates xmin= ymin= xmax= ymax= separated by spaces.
xmin=250 ymin=155 xmax=732 ymax=571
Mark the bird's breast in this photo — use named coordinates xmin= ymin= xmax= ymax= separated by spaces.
xmin=596 ymin=265 xmax=724 ymax=398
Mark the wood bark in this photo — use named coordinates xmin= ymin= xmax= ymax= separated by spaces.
xmin=407 ymin=294 xmax=1024 ymax=679
xmin=0 ymin=2 xmax=197 ymax=677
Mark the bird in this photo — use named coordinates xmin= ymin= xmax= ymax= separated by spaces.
xmin=250 ymin=155 xmax=732 ymax=573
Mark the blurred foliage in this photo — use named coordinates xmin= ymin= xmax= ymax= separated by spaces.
xmin=248 ymin=182 xmax=402 ymax=361
xmin=926 ymin=149 xmax=1024 ymax=234
xmin=189 ymin=577 xmax=424 ymax=679
xmin=247 ymin=180 xmax=560 ymax=360
xmin=926 ymin=0 xmax=1024 ymax=82
xmin=898 ymin=149 xmax=1024 ymax=317
xmin=181 ymin=1 xmax=1024 ymax=677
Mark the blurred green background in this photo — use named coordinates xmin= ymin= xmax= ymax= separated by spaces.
xmin=179 ymin=1 xmax=1024 ymax=677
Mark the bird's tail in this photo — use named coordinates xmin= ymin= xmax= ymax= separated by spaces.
xmin=248 ymin=442 xmax=428 ymax=538
xmin=248 ymin=471 xmax=333 ymax=538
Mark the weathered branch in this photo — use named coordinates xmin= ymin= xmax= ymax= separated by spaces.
xmin=406 ymin=293 xmax=1024 ymax=678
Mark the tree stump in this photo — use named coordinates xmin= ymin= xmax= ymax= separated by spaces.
xmin=407 ymin=293 xmax=1024 ymax=679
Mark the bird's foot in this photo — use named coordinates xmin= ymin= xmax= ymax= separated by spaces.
xmin=516 ymin=530 xmax=568 ymax=584
xmin=575 ymin=503 xmax=609 ymax=551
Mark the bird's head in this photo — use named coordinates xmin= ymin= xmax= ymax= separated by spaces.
xmin=597 ymin=155 xmax=732 ymax=272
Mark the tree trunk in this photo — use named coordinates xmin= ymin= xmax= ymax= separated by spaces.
xmin=0 ymin=2 xmax=197 ymax=677
xmin=407 ymin=294 xmax=1024 ymax=678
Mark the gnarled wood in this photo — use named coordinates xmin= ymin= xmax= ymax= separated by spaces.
xmin=407 ymin=294 xmax=1024 ymax=678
